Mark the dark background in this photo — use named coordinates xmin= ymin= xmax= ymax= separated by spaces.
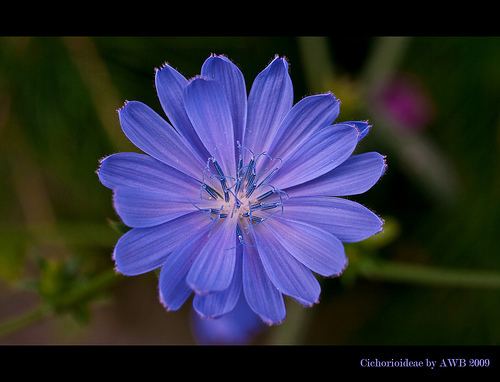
xmin=0 ymin=37 xmax=499 ymax=344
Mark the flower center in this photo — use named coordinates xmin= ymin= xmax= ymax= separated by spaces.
xmin=198 ymin=148 xmax=287 ymax=227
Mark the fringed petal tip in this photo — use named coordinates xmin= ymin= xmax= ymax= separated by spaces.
xmin=158 ymin=293 xmax=169 ymax=310
xmin=343 ymin=120 xmax=372 ymax=141
xmin=367 ymin=211 xmax=385 ymax=237
xmin=202 ymin=54 xmax=244 ymax=74
xmin=158 ymin=290 xmax=178 ymax=312
xmin=154 ymin=62 xmax=172 ymax=73
xmin=376 ymin=225 xmax=385 ymax=235
xmin=97 ymin=154 xmax=110 ymax=166
xmin=186 ymin=74 xmax=213 ymax=85
xmin=379 ymin=212 xmax=386 ymax=226
xmin=260 ymin=315 xmax=286 ymax=327
xmin=269 ymin=54 xmax=289 ymax=70
xmin=358 ymin=202 xmax=386 ymax=230
xmin=116 ymin=100 xmax=130 ymax=113
xmin=362 ymin=221 xmax=385 ymax=243
xmin=362 ymin=120 xmax=373 ymax=131
xmin=112 ymin=264 xmax=126 ymax=277
xmin=325 ymin=91 xmax=339 ymax=102
xmin=95 ymin=153 xmax=117 ymax=182
xmin=112 ymin=243 xmax=139 ymax=277
xmin=154 ymin=62 xmax=187 ymax=81
xmin=381 ymin=155 xmax=388 ymax=177
xmin=95 ymin=158 xmax=107 ymax=179
xmin=296 ymin=297 xmax=320 ymax=308
xmin=374 ymin=214 xmax=386 ymax=234
xmin=207 ymin=53 xmax=232 ymax=62
xmin=300 ymin=91 xmax=339 ymax=103
xmin=111 ymin=247 xmax=137 ymax=277
xmin=323 ymin=257 xmax=349 ymax=279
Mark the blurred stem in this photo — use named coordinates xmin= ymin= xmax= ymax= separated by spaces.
xmin=361 ymin=37 xmax=410 ymax=88
xmin=297 ymin=37 xmax=335 ymax=92
xmin=63 ymin=37 xmax=131 ymax=151
xmin=0 ymin=306 xmax=49 ymax=338
xmin=0 ymin=270 xmax=119 ymax=339
xmin=357 ymin=259 xmax=500 ymax=289
xmin=268 ymin=259 xmax=500 ymax=344
xmin=2 ymin=259 xmax=499 ymax=340
xmin=360 ymin=37 xmax=458 ymax=202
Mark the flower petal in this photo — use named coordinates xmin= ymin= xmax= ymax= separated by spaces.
xmin=201 ymin=55 xmax=247 ymax=159
xmin=119 ymin=101 xmax=206 ymax=180
xmin=192 ymin=295 xmax=263 ymax=345
xmin=98 ymin=153 xmax=200 ymax=199
xmin=184 ymin=78 xmax=236 ymax=177
xmin=264 ymin=217 xmax=347 ymax=277
xmin=283 ymin=196 xmax=383 ymax=242
xmin=192 ymin=244 xmax=242 ymax=318
xmin=159 ymin=223 xmax=213 ymax=311
xmin=243 ymin=56 xmax=293 ymax=160
xmin=265 ymin=93 xmax=340 ymax=164
xmin=113 ymin=188 xmax=206 ymax=228
xmin=270 ymin=124 xmax=359 ymax=189
xmin=242 ymin=228 xmax=286 ymax=325
xmin=113 ymin=211 xmax=211 ymax=276
xmin=343 ymin=121 xmax=371 ymax=141
xmin=187 ymin=218 xmax=237 ymax=294
xmin=155 ymin=64 xmax=211 ymax=160
xmin=285 ymin=152 xmax=387 ymax=198
xmin=253 ymin=224 xmax=320 ymax=306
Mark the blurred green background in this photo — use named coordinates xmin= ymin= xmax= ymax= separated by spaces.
xmin=0 ymin=37 xmax=499 ymax=344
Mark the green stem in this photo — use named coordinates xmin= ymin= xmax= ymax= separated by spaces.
xmin=357 ymin=259 xmax=500 ymax=289
xmin=361 ymin=37 xmax=410 ymax=88
xmin=0 ymin=270 xmax=119 ymax=339
xmin=297 ymin=37 xmax=336 ymax=93
xmin=0 ymin=306 xmax=49 ymax=338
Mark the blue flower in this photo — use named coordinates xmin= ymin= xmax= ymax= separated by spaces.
xmin=98 ymin=55 xmax=386 ymax=325
xmin=192 ymin=296 xmax=263 ymax=345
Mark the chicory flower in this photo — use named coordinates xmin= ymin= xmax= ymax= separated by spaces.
xmin=98 ymin=54 xmax=386 ymax=325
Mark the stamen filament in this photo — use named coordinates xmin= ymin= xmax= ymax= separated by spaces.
xmin=260 ymin=201 xmax=282 ymax=211
xmin=256 ymin=190 xmax=274 ymax=201
xmin=202 ymin=184 xmax=222 ymax=200
xmin=256 ymin=167 xmax=279 ymax=189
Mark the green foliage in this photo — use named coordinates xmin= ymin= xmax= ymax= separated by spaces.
xmin=0 ymin=235 xmax=26 ymax=284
